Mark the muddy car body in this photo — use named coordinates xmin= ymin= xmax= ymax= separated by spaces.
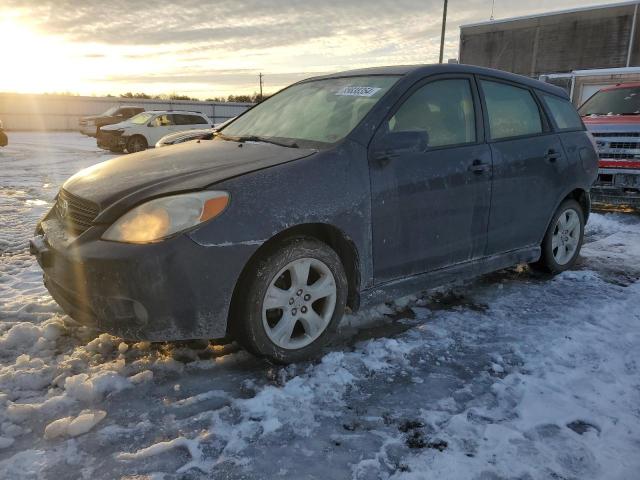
xmin=31 ymin=64 xmax=598 ymax=362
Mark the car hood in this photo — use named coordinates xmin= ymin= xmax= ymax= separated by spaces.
xmin=100 ymin=121 xmax=131 ymax=131
xmin=582 ymin=115 xmax=640 ymax=125
xmin=63 ymin=138 xmax=317 ymax=222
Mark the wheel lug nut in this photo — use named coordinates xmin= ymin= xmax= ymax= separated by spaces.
xmin=289 ymin=298 xmax=294 ymax=305
xmin=291 ymin=308 xmax=297 ymax=315
xmin=304 ymin=294 xmax=311 ymax=301
xmin=296 ymin=289 xmax=303 ymax=296
xmin=301 ymin=306 xmax=307 ymax=313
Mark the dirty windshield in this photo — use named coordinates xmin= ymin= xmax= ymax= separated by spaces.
xmin=578 ymin=86 xmax=640 ymax=116
xmin=221 ymin=75 xmax=399 ymax=147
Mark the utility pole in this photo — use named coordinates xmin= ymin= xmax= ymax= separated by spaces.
xmin=439 ymin=0 xmax=448 ymax=63
xmin=259 ymin=73 xmax=264 ymax=101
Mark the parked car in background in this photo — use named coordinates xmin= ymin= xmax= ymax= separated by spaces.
xmin=155 ymin=118 xmax=235 ymax=148
xmin=0 ymin=119 xmax=7 ymax=147
xmin=580 ymin=83 xmax=640 ymax=209
xmin=97 ymin=110 xmax=212 ymax=153
xmin=79 ymin=106 xmax=145 ymax=137
xmin=31 ymin=64 xmax=597 ymax=363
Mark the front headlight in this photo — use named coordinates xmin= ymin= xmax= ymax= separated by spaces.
xmin=102 ymin=191 xmax=229 ymax=243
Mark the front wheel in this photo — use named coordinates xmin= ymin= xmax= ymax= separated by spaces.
xmin=232 ymin=237 xmax=348 ymax=363
xmin=534 ymin=199 xmax=585 ymax=274
xmin=126 ymin=135 xmax=148 ymax=153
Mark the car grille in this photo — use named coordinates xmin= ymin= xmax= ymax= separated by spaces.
xmin=608 ymin=141 xmax=640 ymax=149
xmin=598 ymin=152 xmax=638 ymax=159
xmin=55 ymin=189 xmax=99 ymax=234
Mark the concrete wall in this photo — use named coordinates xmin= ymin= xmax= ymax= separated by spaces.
xmin=0 ymin=93 xmax=253 ymax=131
xmin=459 ymin=2 xmax=640 ymax=78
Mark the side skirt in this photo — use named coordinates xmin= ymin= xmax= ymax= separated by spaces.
xmin=359 ymin=246 xmax=540 ymax=309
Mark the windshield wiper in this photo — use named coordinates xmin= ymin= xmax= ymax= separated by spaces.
xmin=236 ymin=135 xmax=299 ymax=148
xmin=214 ymin=132 xmax=299 ymax=148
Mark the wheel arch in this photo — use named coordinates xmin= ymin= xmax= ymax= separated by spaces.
xmin=226 ymin=222 xmax=361 ymax=336
xmin=127 ymin=133 xmax=148 ymax=152
xmin=561 ymin=187 xmax=590 ymax=223
xmin=537 ymin=187 xmax=590 ymax=249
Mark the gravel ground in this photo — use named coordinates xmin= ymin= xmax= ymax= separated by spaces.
xmin=0 ymin=132 xmax=639 ymax=480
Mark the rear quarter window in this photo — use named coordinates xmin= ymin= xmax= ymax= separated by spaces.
xmin=540 ymin=93 xmax=584 ymax=131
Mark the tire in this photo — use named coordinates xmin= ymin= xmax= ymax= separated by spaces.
xmin=534 ymin=199 xmax=585 ymax=274
xmin=126 ymin=135 xmax=148 ymax=153
xmin=231 ymin=237 xmax=348 ymax=363
xmin=109 ymin=146 xmax=125 ymax=154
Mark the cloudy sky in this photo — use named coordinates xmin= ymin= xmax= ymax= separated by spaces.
xmin=0 ymin=0 xmax=628 ymax=98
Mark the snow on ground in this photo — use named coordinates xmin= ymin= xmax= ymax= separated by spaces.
xmin=0 ymin=132 xmax=639 ymax=480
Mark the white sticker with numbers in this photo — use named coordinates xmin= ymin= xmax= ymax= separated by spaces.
xmin=336 ymin=86 xmax=382 ymax=97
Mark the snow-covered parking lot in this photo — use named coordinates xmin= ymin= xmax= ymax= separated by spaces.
xmin=0 ymin=132 xmax=639 ymax=480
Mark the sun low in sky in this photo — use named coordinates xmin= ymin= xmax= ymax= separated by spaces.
xmin=0 ymin=0 xmax=627 ymax=99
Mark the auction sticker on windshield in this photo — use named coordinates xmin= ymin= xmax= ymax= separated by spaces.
xmin=336 ymin=86 xmax=382 ymax=97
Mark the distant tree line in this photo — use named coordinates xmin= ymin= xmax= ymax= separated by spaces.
xmin=118 ymin=91 xmax=270 ymax=103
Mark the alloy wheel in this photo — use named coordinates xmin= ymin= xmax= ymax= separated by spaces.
xmin=551 ymin=208 xmax=581 ymax=265
xmin=262 ymin=257 xmax=337 ymax=350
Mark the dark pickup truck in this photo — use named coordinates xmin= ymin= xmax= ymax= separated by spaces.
xmin=79 ymin=106 xmax=145 ymax=137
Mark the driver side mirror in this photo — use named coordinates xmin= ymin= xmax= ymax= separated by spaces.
xmin=371 ymin=130 xmax=429 ymax=163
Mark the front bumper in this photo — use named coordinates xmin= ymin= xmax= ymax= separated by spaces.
xmin=591 ymin=168 xmax=640 ymax=208
xmin=29 ymin=217 xmax=253 ymax=341
xmin=97 ymin=131 xmax=126 ymax=151
xmin=79 ymin=123 xmax=96 ymax=136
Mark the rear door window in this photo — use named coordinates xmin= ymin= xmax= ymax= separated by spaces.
xmin=540 ymin=93 xmax=584 ymax=131
xmin=175 ymin=114 xmax=208 ymax=125
xmin=481 ymin=80 xmax=543 ymax=140
xmin=388 ymin=78 xmax=476 ymax=148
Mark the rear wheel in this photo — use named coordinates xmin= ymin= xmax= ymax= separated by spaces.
xmin=232 ymin=237 xmax=347 ymax=363
xmin=534 ymin=199 xmax=585 ymax=274
xmin=126 ymin=135 xmax=148 ymax=153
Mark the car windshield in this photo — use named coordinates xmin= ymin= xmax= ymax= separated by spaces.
xmin=221 ymin=75 xmax=399 ymax=147
xmin=578 ymin=86 xmax=640 ymax=116
xmin=129 ymin=112 xmax=154 ymax=125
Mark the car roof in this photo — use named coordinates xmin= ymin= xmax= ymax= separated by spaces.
xmin=141 ymin=110 xmax=207 ymax=115
xmin=303 ymin=63 xmax=569 ymax=98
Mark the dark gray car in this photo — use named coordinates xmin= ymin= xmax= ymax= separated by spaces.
xmin=30 ymin=64 xmax=598 ymax=363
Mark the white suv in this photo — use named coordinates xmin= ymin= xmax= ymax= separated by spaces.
xmin=97 ymin=111 xmax=212 ymax=153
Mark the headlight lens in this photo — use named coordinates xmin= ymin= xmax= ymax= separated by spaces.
xmin=102 ymin=191 xmax=229 ymax=243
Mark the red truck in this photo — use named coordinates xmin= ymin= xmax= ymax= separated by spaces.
xmin=580 ymin=83 xmax=640 ymax=209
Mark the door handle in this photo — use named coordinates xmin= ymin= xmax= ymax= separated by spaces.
xmin=468 ymin=159 xmax=489 ymax=174
xmin=545 ymin=149 xmax=561 ymax=163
